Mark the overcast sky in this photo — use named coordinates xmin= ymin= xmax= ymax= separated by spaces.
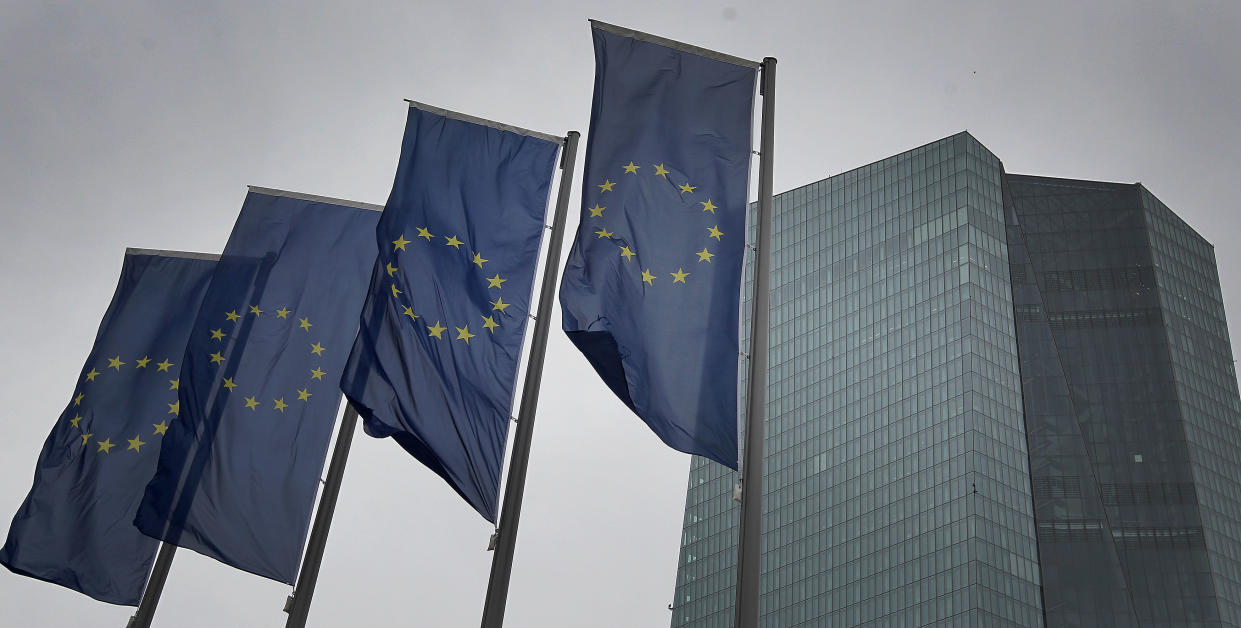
xmin=3 ymin=1 xmax=1240 ymax=626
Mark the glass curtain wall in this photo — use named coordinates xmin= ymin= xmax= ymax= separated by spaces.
xmin=671 ymin=133 xmax=1044 ymax=627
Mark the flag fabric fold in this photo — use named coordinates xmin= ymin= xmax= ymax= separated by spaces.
xmin=1 ymin=249 xmax=216 ymax=605
xmin=340 ymin=103 xmax=561 ymax=522
xmin=134 ymin=189 xmax=379 ymax=584
xmin=559 ymin=23 xmax=758 ymax=469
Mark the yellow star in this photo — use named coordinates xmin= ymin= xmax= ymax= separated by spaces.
xmin=393 ymin=234 xmax=411 ymax=251
xmin=598 ymin=179 xmax=616 ymax=192
xmin=310 ymin=342 xmax=326 ymax=356
xmin=276 ymin=307 xmax=292 ymax=319
xmin=595 ymin=228 xmax=613 ymax=239
xmin=168 ymin=401 xmax=180 ymax=416
xmin=708 ymin=225 xmax=724 ymax=240
xmin=490 ymin=297 xmax=510 ymax=314
xmin=209 ymin=351 xmax=225 ymax=365
xmin=472 ymin=252 xmax=488 ymax=268
xmin=273 ymin=398 xmax=288 ymax=413
xmin=671 ymin=268 xmax=690 ymax=283
xmin=225 ymin=310 xmax=241 ymax=322
xmin=70 ymin=415 xmax=82 ymax=428
xmin=136 ymin=356 xmax=151 ymax=368
xmin=386 ymin=261 xmax=398 ymax=277
xmin=127 ymin=435 xmax=146 ymax=452
xmin=487 ymin=274 xmax=506 ymax=289
xmin=84 ymin=368 xmax=100 ymax=382
xmin=249 ymin=305 xmax=263 ymax=316
xmin=80 ymin=433 xmax=93 ymax=446
xmin=427 ymin=322 xmax=447 ymax=339
xmin=623 ymin=161 xmax=640 ymax=174
xmin=679 ymin=182 xmax=696 ymax=194
xmin=417 ymin=227 xmax=434 ymax=241
xmin=391 ymin=283 xmax=402 ymax=298
xmin=696 ymin=248 xmax=715 ymax=263
xmin=169 ymin=378 xmax=179 ymax=390
xmin=641 ymin=269 xmax=656 ymax=285
xmin=210 ymin=328 xmax=226 ymax=341
xmin=701 ymin=199 xmax=717 ymax=213
xmin=297 ymin=388 xmax=312 ymax=402
xmin=73 ymin=393 xmax=84 ymax=406
xmin=223 ymin=377 xmax=237 ymax=391
xmin=588 ymin=203 xmax=605 ymax=218
xmin=619 ymin=245 xmax=636 ymax=261
xmin=156 ymin=359 xmax=174 ymax=372
xmin=444 ymin=235 xmax=464 ymax=249
xmin=153 ymin=421 xmax=168 ymax=436
xmin=107 ymin=356 xmax=125 ymax=370
xmin=654 ymin=163 xmax=670 ymax=177
xmin=97 ymin=438 xmax=115 ymax=453
xmin=310 ymin=367 xmax=326 ymax=381
xmin=455 ymin=325 xmax=475 ymax=344
xmin=482 ymin=315 xmax=500 ymax=333
xmin=402 ymin=305 xmax=418 ymax=320
xmin=298 ymin=317 xmax=312 ymax=331
xmin=244 ymin=396 xmax=260 ymax=410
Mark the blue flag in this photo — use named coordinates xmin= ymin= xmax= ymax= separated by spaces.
xmin=135 ymin=188 xmax=379 ymax=584
xmin=341 ymin=103 xmax=561 ymax=522
xmin=1 ymin=249 xmax=216 ymax=605
xmin=559 ymin=23 xmax=758 ymax=469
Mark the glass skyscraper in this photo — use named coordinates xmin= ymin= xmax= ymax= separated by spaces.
xmin=670 ymin=133 xmax=1241 ymax=627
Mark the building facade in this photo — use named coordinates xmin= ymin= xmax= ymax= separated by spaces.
xmin=670 ymin=133 xmax=1241 ymax=627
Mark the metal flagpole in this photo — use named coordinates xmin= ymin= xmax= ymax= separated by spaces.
xmin=479 ymin=130 xmax=580 ymax=628
xmin=734 ymin=56 xmax=776 ymax=628
xmin=126 ymin=542 xmax=177 ymax=628
xmin=284 ymin=403 xmax=361 ymax=628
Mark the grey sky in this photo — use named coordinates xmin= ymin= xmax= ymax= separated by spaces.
xmin=2 ymin=1 xmax=1239 ymax=626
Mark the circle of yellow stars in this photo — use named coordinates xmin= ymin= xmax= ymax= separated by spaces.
xmin=211 ymin=303 xmax=324 ymax=414
xmin=589 ymin=160 xmax=723 ymax=287
xmin=67 ymin=352 xmax=180 ymax=456
xmin=386 ymin=226 xmax=511 ymax=345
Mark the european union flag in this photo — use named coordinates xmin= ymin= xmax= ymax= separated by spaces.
xmin=559 ymin=22 xmax=758 ymax=469
xmin=135 ymin=188 xmax=379 ymax=584
xmin=341 ymin=103 xmax=561 ymax=522
xmin=0 ymin=249 xmax=216 ymax=604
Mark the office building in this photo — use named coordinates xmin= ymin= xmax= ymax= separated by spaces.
xmin=670 ymin=133 xmax=1241 ymax=627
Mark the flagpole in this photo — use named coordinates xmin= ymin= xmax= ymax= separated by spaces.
xmin=284 ymin=403 xmax=361 ymax=628
xmin=126 ymin=542 xmax=177 ymax=628
xmin=734 ymin=56 xmax=776 ymax=628
xmin=480 ymin=130 xmax=580 ymax=628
